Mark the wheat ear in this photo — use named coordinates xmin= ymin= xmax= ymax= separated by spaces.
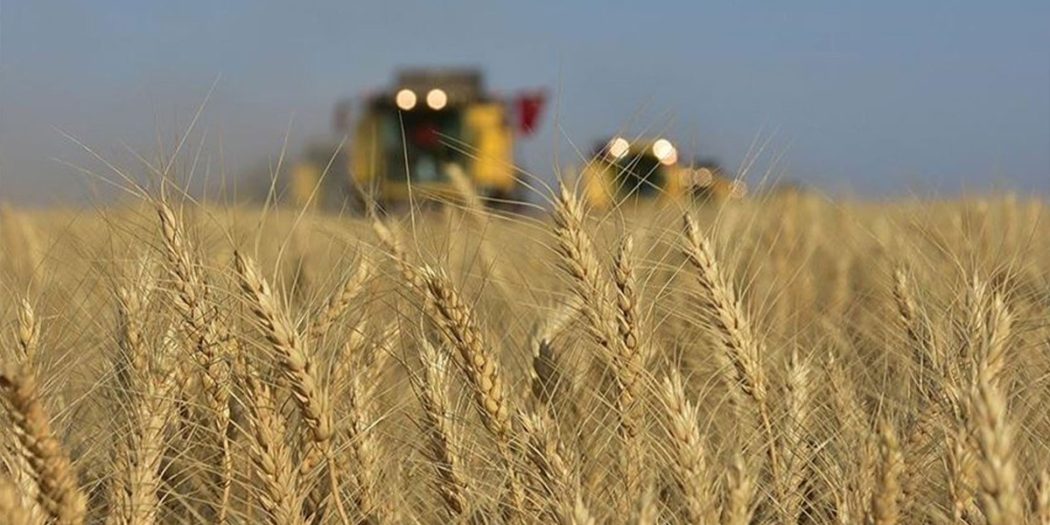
xmin=971 ymin=371 xmax=1022 ymax=525
xmin=1036 ymin=470 xmax=1050 ymax=525
xmin=156 ymin=200 xmax=233 ymax=521
xmin=0 ymin=478 xmax=33 ymax=525
xmin=869 ymin=420 xmax=904 ymax=525
xmin=611 ymin=235 xmax=647 ymax=493
xmin=419 ymin=265 xmax=525 ymax=517
xmin=945 ymin=424 xmax=978 ymax=523
xmin=156 ymin=201 xmax=231 ymax=396
xmin=570 ymin=493 xmax=596 ymax=525
xmin=110 ymin=326 xmax=179 ymax=525
xmin=446 ymin=162 xmax=514 ymax=300
xmin=233 ymin=251 xmax=347 ymax=523
xmin=341 ymin=358 xmax=385 ymax=521
xmin=6 ymin=297 xmax=44 ymax=523
xmin=415 ymin=339 xmax=470 ymax=518
xmin=307 ymin=257 xmax=372 ymax=342
xmin=826 ymin=352 xmax=875 ymax=523
xmin=0 ymin=364 xmax=87 ymax=525
xmin=235 ymin=252 xmax=332 ymax=447
xmin=723 ymin=454 xmax=755 ymax=525
xmin=891 ymin=267 xmax=942 ymax=401
xmin=550 ymin=185 xmax=618 ymax=359
xmin=528 ymin=298 xmax=579 ymax=406
xmin=632 ymin=485 xmax=659 ymax=525
xmin=551 ymin=186 xmax=643 ymax=505
xmin=681 ymin=213 xmax=780 ymax=486
xmin=979 ymin=292 xmax=1012 ymax=387
xmin=780 ymin=349 xmax=812 ymax=523
xmin=521 ymin=410 xmax=577 ymax=521
xmin=658 ymin=370 xmax=717 ymax=525
xmin=240 ymin=366 xmax=307 ymax=525
xmin=371 ymin=219 xmax=426 ymax=293
xmin=15 ymin=298 xmax=39 ymax=365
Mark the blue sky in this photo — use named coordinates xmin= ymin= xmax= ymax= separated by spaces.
xmin=0 ymin=1 xmax=1047 ymax=204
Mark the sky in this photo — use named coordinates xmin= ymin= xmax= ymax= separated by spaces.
xmin=0 ymin=1 xmax=1047 ymax=205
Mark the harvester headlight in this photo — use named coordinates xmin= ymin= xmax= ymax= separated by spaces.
xmin=426 ymin=88 xmax=448 ymax=110
xmin=652 ymin=138 xmax=677 ymax=165
xmin=395 ymin=89 xmax=417 ymax=110
xmin=607 ymin=137 xmax=630 ymax=159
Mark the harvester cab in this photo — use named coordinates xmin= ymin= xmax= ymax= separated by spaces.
xmin=579 ymin=136 xmax=745 ymax=209
xmin=290 ymin=68 xmax=545 ymax=211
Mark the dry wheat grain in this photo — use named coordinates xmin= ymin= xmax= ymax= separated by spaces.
xmin=0 ymin=364 xmax=87 ymax=525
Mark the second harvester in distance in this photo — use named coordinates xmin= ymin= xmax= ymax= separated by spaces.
xmin=579 ymin=136 xmax=746 ymax=210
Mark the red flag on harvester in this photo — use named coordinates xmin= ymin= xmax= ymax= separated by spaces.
xmin=514 ymin=90 xmax=546 ymax=136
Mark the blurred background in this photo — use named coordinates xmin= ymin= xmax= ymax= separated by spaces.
xmin=0 ymin=0 xmax=1047 ymax=206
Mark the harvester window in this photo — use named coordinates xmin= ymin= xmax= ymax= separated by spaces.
xmin=382 ymin=107 xmax=467 ymax=183
xmin=613 ymin=154 xmax=664 ymax=197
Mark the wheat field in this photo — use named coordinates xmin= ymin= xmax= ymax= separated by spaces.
xmin=1 ymin=187 xmax=1048 ymax=524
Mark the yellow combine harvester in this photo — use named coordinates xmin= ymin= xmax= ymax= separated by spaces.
xmin=580 ymin=136 xmax=746 ymax=210
xmin=291 ymin=69 xmax=543 ymax=210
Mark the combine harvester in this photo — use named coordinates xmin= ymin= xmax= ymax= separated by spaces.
xmin=291 ymin=68 xmax=742 ymax=213
xmin=578 ymin=135 xmax=746 ymax=210
xmin=291 ymin=68 xmax=546 ymax=211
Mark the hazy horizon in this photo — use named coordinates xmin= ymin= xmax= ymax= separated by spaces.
xmin=1 ymin=1 xmax=1047 ymax=206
